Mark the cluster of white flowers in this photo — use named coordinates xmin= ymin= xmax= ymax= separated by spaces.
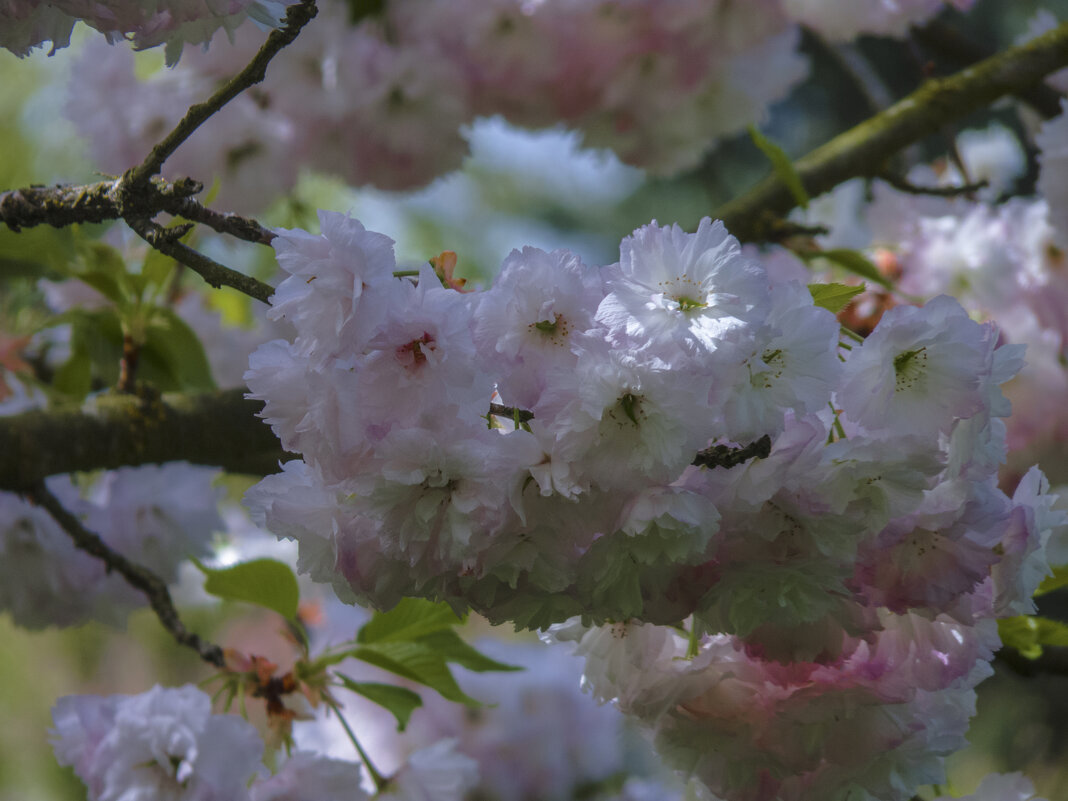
xmin=63 ymin=0 xmax=807 ymax=209
xmin=0 ymin=464 xmax=222 ymax=628
xmin=780 ymin=115 xmax=1068 ymax=478
xmin=240 ymin=209 xmax=1063 ymax=800
xmin=50 ymin=683 xmax=491 ymax=801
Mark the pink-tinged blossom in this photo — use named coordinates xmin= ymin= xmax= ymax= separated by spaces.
xmin=472 ymin=246 xmax=604 ymax=411
xmin=854 ymin=481 xmax=1009 ymax=616
xmin=837 ymin=295 xmax=997 ymax=440
xmin=268 ymin=210 xmax=399 ymax=361
xmin=51 ymin=685 xmax=264 ymax=801
xmin=720 ymin=280 xmax=841 ymax=441
xmin=545 ymin=342 xmax=718 ymax=491
xmin=250 ymin=752 xmax=368 ymax=801
xmin=992 ymin=466 xmax=1067 ymax=616
xmin=61 ymin=0 xmax=807 ymax=204
xmin=552 ymin=612 xmax=997 ymax=801
xmin=596 ymin=218 xmax=769 ymax=365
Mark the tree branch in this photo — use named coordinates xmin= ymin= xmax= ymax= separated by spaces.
xmin=0 ymin=176 xmax=278 ymax=302
xmin=911 ymin=18 xmax=1066 ymax=119
xmin=878 ymin=172 xmax=989 ymax=197
xmin=0 ymin=388 xmax=774 ymax=490
xmin=126 ymin=216 xmax=275 ymax=304
xmin=717 ymin=21 xmax=1068 ymax=242
xmin=25 ymin=480 xmax=225 ymax=667
xmin=125 ymin=0 xmax=319 ymax=185
xmin=0 ymin=388 xmax=291 ymax=492
xmin=0 ymin=176 xmax=276 ymax=245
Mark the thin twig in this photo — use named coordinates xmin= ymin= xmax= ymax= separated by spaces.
xmin=157 ymin=195 xmax=276 ymax=245
xmin=879 ymin=172 xmax=989 ymax=197
xmin=126 ymin=0 xmax=319 ymax=185
xmin=127 ymin=217 xmax=275 ymax=304
xmin=25 ymin=481 xmax=225 ymax=667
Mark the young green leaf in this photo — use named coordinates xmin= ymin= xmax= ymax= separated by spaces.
xmin=194 ymin=558 xmax=300 ymax=621
xmin=1036 ymin=564 xmax=1068 ymax=596
xmin=357 ymin=597 xmax=463 ymax=644
xmin=804 ymin=249 xmax=892 ymax=289
xmin=415 ymin=629 xmax=522 ymax=673
xmin=998 ymin=615 xmax=1068 ymax=659
xmin=141 ymin=308 xmax=216 ymax=391
xmin=335 ymin=676 xmax=422 ymax=731
xmin=808 ymin=283 xmax=866 ymax=314
xmin=52 ymin=345 xmax=92 ymax=400
xmin=350 ymin=641 xmax=479 ymax=705
xmin=748 ymin=125 xmax=809 ymax=210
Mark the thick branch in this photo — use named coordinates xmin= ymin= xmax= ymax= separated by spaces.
xmin=0 ymin=388 xmax=290 ymax=492
xmin=912 ymin=18 xmax=1065 ymax=119
xmin=127 ymin=0 xmax=319 ymax=184
xmin=0 ymin=176 xmax=278 ymax=302
xmin=0 ymin=176 xmax=275 ymax=245
xmin=26 ymin=481 xmax=225 ymax=667
xmin=717 ymin=21 xmax=1068 ymax=242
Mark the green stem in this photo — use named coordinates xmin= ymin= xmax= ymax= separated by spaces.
xmin=325 ymin=697 xmax=387 ymax=791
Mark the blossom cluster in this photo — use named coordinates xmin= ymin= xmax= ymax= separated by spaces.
xmin=50 ymin=682 xmax=497 ymax=801
xmin=0 ymin=463 xmax=222 ymax=629
xmin=780 ymin=108 xmax=1068 ymax=479
xmin=61 ymin=0 xmax=804 ymax=210
xmin=241 ymin=208 xmax=1063 ymax=799
xmin=53 ymin=0 xmax=979 ymax=209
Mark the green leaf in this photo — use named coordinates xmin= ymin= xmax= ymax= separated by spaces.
xmin=808 ymin=283 xmax=866 ymax=314
xmin=1036 ymin=564 xmax=1068 ymax=596
xmin=62 ymin=308 xmax=123 ymax=388
xmin=804 ymin=249 xmax=892 ymax=289
xmin=349 ymin=641 xmax=479 ymax=705
xmin=748 ymin=125 xmax=809 ymax=210
xmin=194 ymin=558 xmax=300 ymax=621
xmin=141 ymin=307 xmax=216 ymax=391
xmin=76 ymin=242 xmax=130 ymax=306
xmin=415 ymin=629 xmax=522 ymax=673
xmin=141 ymin=249 xmax=176 ymax=296
xmin=357 ymin=597 xmax=463 ymax=644
xmin=52 ymin=346 xmax=92 ymax=400
xmin=998 ymin=615 xmax=1068 ymax=659
xmin=335 ymin=676 xmax=422 ymax=731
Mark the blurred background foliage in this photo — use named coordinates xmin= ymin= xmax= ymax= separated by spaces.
xmin=3 ymin=1 xmax=1068 ymax=799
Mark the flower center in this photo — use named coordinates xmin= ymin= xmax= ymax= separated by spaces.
xmin=893 ymin=346 xmax=928 ymax=391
